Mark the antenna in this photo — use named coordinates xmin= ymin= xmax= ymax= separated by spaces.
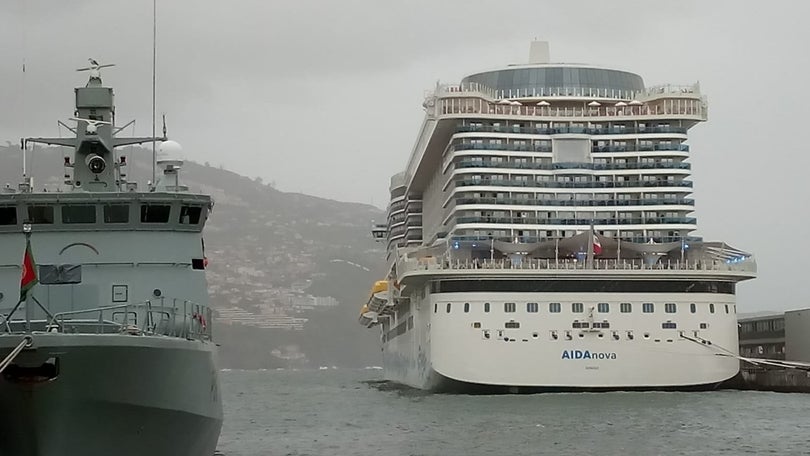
xmin=20 ymin=138 xmax=26 ymax=178
xmin=151 ymin=0 xmax=157 ymax=187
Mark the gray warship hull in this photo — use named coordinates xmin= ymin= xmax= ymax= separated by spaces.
xmin=0 ymin=334 xmax=222 ymax=456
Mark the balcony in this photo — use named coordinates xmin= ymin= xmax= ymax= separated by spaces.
xmin=454 ymin=216 xmax=697 ymax=226
xmin=439 ymin=99 xmax=706 ymax=120
xmin=451 ymin=142 xmax=550 ymax=153
xmin=454 ymin=159 xmax=691 ymax=171
xmin=456 ymin=124 xmax=689 ymax=135
xmin=592 ymin=144 xmax=689 ymax=153
xmin=455 ymin=178 xmax=693 ymax=189
xmin=454 ymin=197 xmax=695 ymax=207
xmin=450 ymin=142 xmax=689 ymax=154
xmin=448 ymin=234 xmax=703 ymax=244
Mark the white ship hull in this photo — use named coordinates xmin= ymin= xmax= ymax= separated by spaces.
xmin=382 ymin=287 xmax=740 ymax=392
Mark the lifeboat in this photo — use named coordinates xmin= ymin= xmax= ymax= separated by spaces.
xmin=358 ymin=281 xmax=390 ymax=327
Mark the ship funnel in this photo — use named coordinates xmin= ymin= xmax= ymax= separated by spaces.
xmin=529 ymin=41 xmax=550 ymax=64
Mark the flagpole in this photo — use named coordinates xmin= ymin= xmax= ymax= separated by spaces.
xmin=23 ymin=224 xmax=32 ymax=333
xmin=555 ymin=237 xmax=559 ymax=266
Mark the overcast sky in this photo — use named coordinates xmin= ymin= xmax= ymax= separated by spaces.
xmin=1 ymin=0 xmax=809 ymax=311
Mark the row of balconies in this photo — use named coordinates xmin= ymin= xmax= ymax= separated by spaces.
xmin=456 ymin=124 xmax=688 ymax=135
xmin=450 ymin=142 xmax=689 ymax=153
xmin=454 ymin=216 xmax=697 ymax=226
xmin=455 ymin=177 xmax=692 ymax=189
xmin=449 ymin=234 xmax=700 ymax=244
xmin=454 ymin=159 xmax=690 ymax=171
xmin=454 ymin=196 xmax=694 ymax=207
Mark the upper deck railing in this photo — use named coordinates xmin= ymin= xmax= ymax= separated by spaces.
xmin=0 ymin=297 xmax=213 ymax=341
xmin=437 ymin=98 xmax=705 ymax=119
xmin=397 ymin=257 xmax=756 ymax=277
xmin=438 ymin=82 xmax=702 ymax=102
xmin=433 ymin=82 xmax=706 ymax=119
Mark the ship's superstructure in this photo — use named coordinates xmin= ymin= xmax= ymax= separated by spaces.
xmin=362 ymin=42 xmax=757 ymax=392
xmin=0 ymin=64 xmax=222 ymax=454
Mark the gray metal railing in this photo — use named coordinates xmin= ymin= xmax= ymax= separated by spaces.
xmin=0 ymin=297 xmax=213 ymax=341
xmin=398 ymin=257 xmax=756 ymax=274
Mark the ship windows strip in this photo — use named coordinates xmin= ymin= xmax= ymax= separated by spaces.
xmin=433 ymin=280 xmax=735 ymax=294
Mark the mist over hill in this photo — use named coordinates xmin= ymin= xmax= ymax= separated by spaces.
xmin=0 ymin=144 xmax=387 ymax=368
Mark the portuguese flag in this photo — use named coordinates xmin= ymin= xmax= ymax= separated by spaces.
xmin=20 ymin=239 xmax=37 ymax=300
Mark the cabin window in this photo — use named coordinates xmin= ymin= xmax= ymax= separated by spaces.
xmin=572 ymin=302 xmax=584 ymax=313
xmin=725 ymin=304 xmax=729 ymax=314
xmin=598 ymin=302 xmax=610 ymax=313
xmin=620 ymin=302 xmax=632 ymax=313
xmin=504 ymin=302 xmax=516 ymax=313
xmin=690 ymin=303 xmax=696 ymax=313
xmin=179 ymin=206 xmax=203 ymax=224
xmin=62 ymin=205 xmax=96 ymax=224
xmin=140 ymin=204 xmax=171 ymax=223
xmin=709 ymin=303 xmax=715 ymax=314
xmin=0 ymin=207 xmax=16 ymax=225
xmin=464 ymin=302 xmax=470 ymax=313
xmin=527 ymin=302 xmax=539 ymax=313
xmin=662 ymin=322 xmax=677 ymax=329
xmin=28 ymin=205 xmax=54 ymax=224
xmin=104 ymin=205 xmax=129 ymax=223
xmin=484 ymin=302 xmax=490 ymax=313
xmin=642 ymin=303 xmax=654 ymax=313
xmin=505 ymin=321 xmax=520 ymax=329
xmin=446 ymin=303 xmax=451 ymax=313
xmin=665 ymin=303 xmax=677 ymax=313
xmin=549 ymin=302 xmax=561 ymax=313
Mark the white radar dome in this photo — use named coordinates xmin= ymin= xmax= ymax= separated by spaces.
xmin=158 ymin=140 xmax=185 ymax=162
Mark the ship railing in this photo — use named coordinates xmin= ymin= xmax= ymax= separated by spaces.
xmin=437 ymin=83 xmax=701 ymax=100
xmin=436 ymin=98 xmax=706 ymax=119
xmin=0 ymin=298 xmax=214 ymax=341
xmin=397 ymin=257 xmax=756 ymax=275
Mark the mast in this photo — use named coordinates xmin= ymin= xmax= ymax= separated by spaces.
xmin=25 ymin=62 xmax=167 ymax=192
xmin=151 ymin=0 xmax=157 ymax=187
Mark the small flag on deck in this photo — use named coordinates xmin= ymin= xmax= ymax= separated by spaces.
xmin=593 ymin=235 xmax=603 ymax=256
xmin=20 ymin=239 xmax=37 ymax=299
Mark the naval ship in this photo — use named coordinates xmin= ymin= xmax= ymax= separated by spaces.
xmin=0 ymin=63 xmax=222 ymax=454
xmin=360 ymin=42 xmax=757 ymax=392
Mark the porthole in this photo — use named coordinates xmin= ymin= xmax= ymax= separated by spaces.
xmin=153 ymin=288 xmax=162 ymax=297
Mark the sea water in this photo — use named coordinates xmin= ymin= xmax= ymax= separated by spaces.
xmin=217 ymin=368 xmax=810 ymax=455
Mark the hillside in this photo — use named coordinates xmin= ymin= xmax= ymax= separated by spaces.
xmin=0 ymin=145 xmax=388 ymax=368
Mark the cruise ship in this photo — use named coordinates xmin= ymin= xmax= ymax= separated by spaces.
xmin=360 ymin=42 xmax=757 ymax=392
